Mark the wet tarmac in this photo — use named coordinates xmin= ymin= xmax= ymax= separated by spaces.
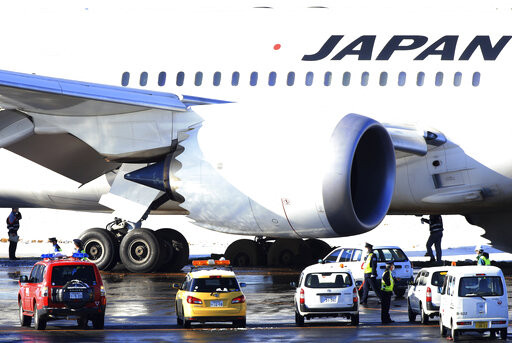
xmin=0 ymin=259 xmax=511 ymax=342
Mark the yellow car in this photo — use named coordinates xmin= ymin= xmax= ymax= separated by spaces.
xmin=174 ymin=259 xmax=247 ymax=328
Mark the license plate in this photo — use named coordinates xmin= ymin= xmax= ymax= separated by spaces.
xmin=320 ymin=296 xmax=337 ymax=303
xmin=210 ymin=300 xmax=223 ymax=307
xmin=70 ymin=292 xmax=83 ymax=300
xmin=475 ymin=321 xmax=488 ymax=329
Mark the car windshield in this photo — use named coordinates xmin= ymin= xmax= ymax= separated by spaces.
xmin=51 ymin=265 xmax=96 ymax=286
xmin=374 ymin=248 xmax=408 ymax=262
xmin=304 ymin=272 xmax=353 ymax=289
xmin=190 ymin=277 xmax=240 ymax=292
xmin=458 ymin=276 xmax=503 ymax=297
xmin=431 ymin=271 xmax=448 ymax=287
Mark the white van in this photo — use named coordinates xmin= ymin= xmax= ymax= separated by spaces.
xmin=439 ymin=266 xmax=508 ymax=341
xmin=323 ymin=246 xmax=413 ymax=297
xmin=292 ymin=262 xmax=359 ymax=326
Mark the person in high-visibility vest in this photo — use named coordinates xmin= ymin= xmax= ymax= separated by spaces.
xmin=475 ymin=245 xmax=491 ymax=265
xmin=381 ymin=262 xmax=395 ymax=324
xmin=360 ymin=243 xmax=381 ymax=305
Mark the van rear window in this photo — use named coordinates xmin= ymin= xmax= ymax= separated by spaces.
xmin=431 ymin=271 xmax=447 ymax=287
xmin=51 ymin=265 xmax=96 ymax=286
xmin=458 ymin=276 xmax=503 ymax=297
xmin=305 ymin=272 xmax=353 ymax=289
xmin=374 ymin=248 xmax=408 ymax=262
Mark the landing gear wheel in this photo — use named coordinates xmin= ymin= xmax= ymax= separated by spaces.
xmin=154 ymin=229 xmax=189 ymax=272
xmin=120 ymin=228 xmax=161 ymax=273
xmin=295 ymin=311 xmax=305 ymax=327
xmin=19 ymin=302 xmax=31 ymax=327
xmin=92 ymin=314 xmax=105 ymax=329
xmin=34 ymin=306 xmax=46 ymax=330
xmin=407 ymin=300 xmax=416 ymax=322
xmin=225 ymin=239 xmax=265 ymax=267
xmin=350 ymin=313 xmax=359 ymax=326
xmin=80 ymin=228 xmax=118 ymax=271
xmin=420 ymin=305 xmax=429 ymax=324
xmin=439 ymin=315 xmax=446 ymax=337
xmin=267 ymin=239 xmax=312 ymax=268
xmin=304 ymin=239 xmax=332 ymax=262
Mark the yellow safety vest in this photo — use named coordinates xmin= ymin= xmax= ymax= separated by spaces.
xmin=364 ymin=253 xmax=374 ymax=274
xmin=381 ymin=270 xmax=394 ymax=292
xmin=478 ymin=255 xmax=491 ymax=265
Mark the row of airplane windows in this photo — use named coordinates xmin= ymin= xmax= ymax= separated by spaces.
xmin=121 ymin=71 xmax=481 ymax=88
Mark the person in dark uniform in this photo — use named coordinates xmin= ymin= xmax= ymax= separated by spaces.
xmin=6 ymin=208 xmax=22 ymax=260
xmin=360 ymin=243 xmax=381 ymax=305
xmin=381 ymin=262 xmax=395 ymax=324
xmin=421 ymin=215 xmax=443 ymax=263
xmin=49 ymin=237 xmax=62 ymax=253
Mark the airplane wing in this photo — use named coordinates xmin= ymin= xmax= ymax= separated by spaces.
xmin=0 ymin=69 xmax=228 ymax=184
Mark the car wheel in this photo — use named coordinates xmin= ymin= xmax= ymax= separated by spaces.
xmin=439 ymin=315 xmax=447 ymax=337
xmin=92 ymin=314 xmax=105 ymax=329
xmin=19 ymin=302 xmax=31 ymax=327
xmin=500 ymin=328 xmax=508 ymax=340
xmin=182 ymin=307 xmax=191 ymax=328
xmin=350 ymin=313 xmax=359 ymax=326
xmin=77 ymin=317 xmax=88 ymax=329
xmin=420 ymin=305 xmax=429 ymax=324
xmin=176 ymin=306 xmax=183 ymax=326
xmin=34 ymin=306 xmax=46 ymax=331
xmin=295 ymin=311 xmax=304 ymax=327
xmin=407 ymin=300 xmax=416 ymax=322
xmin=393 ymin=288 xmax=406 ymax=298
xmin=451 ymin=322 xmax=459 ymax=342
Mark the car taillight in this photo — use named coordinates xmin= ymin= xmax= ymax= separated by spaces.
xmin=100 ymin=285 xmax=106 ymax=297
xmin=300 ymin=288 xmax=305 ymax=304
xmin=492 ymin=320 xmax=507 ymax=325
xmin=426 ymin=287 xmax=432 ymax=303
xmin=456 ymin=321 xmax=471 ymax=326
xmin=231 ymin=295 xmax=245 ymax=304
xmin=353 ymin=287 xmax=358 ymax=303
xmin=187 ymin=296 xmax=203 ymax=304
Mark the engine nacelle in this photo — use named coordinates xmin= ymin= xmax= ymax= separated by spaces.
xmin=126 ymin=105 xmax=396 ymax=238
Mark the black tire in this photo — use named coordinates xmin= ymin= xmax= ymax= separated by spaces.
xmin=120 ymin=229 xmax=161 ymax=273
xmin=34 ymin=306 xmax=46 ymax=330
xmin=19 ymin=302 xmax=31 ymax=327
xmin=350 ymin=313 xmax=359 ymax=326
xmin=267 ymin=239 xmax=312 ymax=268
xmin=225 ymin=239 xmax=265 ymax=267
xmin=393 ymin=288 xmax=406 ymax=298
xmin=77 ymin=317 xmax=88 ymax=329
xmin=439 ymin=315 xmax=447 ymax=337
xmin=233 ymin=319 xmax=246 ymax=328
xmin=304 ymin=239 xmax=332 ymax=262
xmin=92 ymin=314 xmax=104 ymax=329
xmin=500 ymin=328 xmax=507 ymax=340
xmin=407 ymin=300 xmax=416 ymax=323
xmin=154 ymin=229 xmax=189 ymax=272
xmin=451 ymin=323 xmax=459 ymax=342
xmin=80 ymin=228 xmax=118 ymax=271
xmin=183 ymin=319 xmax=191 ymax=329
xmin=295 ymin=311 xmax=305 ymax=327
xmin=420 ymin=305 xmax=429 ymax=324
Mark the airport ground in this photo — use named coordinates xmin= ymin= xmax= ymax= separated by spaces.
xmin=0 ymin=259 xmax=511 ymax=342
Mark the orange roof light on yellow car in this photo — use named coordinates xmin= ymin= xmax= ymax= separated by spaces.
xmin=192 ymin=259 xmax=231 ymax=266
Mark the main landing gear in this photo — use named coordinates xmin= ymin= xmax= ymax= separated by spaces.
xmin=79 ymin=219 xmax=189 ymax=273
xmin=224 ymin=237 xmax=332 ymax=268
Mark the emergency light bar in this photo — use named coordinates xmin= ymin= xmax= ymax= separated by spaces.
xmin=72 ymin=252 xmax=89 ymax=259
xmin=192 ymin=259 xmax=231 ymax=266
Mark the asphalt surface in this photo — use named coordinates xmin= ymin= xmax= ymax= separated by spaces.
xmin=0 ymin=259 xmax=511 ymax=342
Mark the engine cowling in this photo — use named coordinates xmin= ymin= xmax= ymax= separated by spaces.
xmin=126 ymin=105 xmax=396 ymax=238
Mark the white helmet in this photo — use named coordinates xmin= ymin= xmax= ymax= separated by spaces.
xmin=475 ymin=245 xmax=483 ymax=252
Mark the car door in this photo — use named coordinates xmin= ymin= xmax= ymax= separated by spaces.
xmin=324 ymin=248 xmax=342 ymax=263
xmin=408 ymin=270 xmax=422 ymax=312
xmin=26 ymin=265 xmax=40 ymax=312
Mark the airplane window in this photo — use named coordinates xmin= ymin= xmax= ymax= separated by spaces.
xmin=454 ymin=72 xmax=462 ymax=87
xmin=342 ymin=72 xmax=351 ymax=86
xmin=268 ymin=71 xmax=276 ymax=86
xmin=416 ymin=72 xmax=425 ymax=86
xmin=250 ymin=72 xmax=258 ymax=86
xmin=472 ymin=72 xmax=480 ymax=87
xmin=361 ymin=72 xmax=369 ymax=86
xmin=232 ymin=72 xmax=240 ymax=86
xmin=213 ymin=71 xmax=221 ymax=86
xmin=324 ymin=72 xmax=332 ymax=86
xmin=176 ymin=72 xmax=184 ymax=86
xmin=121 ymin=72 xmax=130 ymax=87
xmin=287 ymin=72 xmax=295 ymax=86
xmin=158 ymin=72 xmax=166 ymax=87
xmin=398 ymin=72 xmax=406 ymax=86
xmin=140 ymin=72 xmax=148 ymax=86
xmin=195 ymin=72 xmax=203 ymax=86
xmin=305 ymin=71 xmax=314 ymax=86
xmin=435 ymin=72 xmax=443 ymax=86
xmin=379 ymin=72 xmax=388 ymax=86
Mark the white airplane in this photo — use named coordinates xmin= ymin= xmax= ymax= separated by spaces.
xmin=0 ymin=0 xmax=511 ymax=272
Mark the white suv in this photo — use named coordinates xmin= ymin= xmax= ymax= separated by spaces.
xmin=292 ymin=262 xmax=359 ymax=326
xmin=407 ymin=267 xmax=449 ymax=324
xmin=323 ymin=246 xmax=413 ymax=297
